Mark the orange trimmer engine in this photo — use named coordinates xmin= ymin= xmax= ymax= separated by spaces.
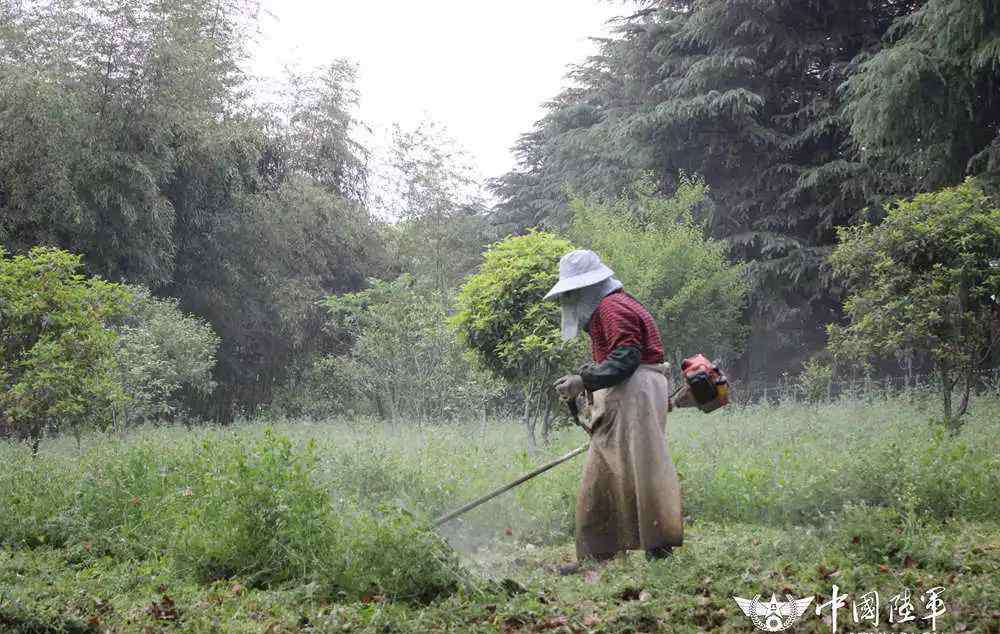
xmin=680 ymin=354 xmax=730 ymax=413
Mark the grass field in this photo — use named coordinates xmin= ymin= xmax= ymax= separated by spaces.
xmin=2 ymin=393 xmax=999 ymax=632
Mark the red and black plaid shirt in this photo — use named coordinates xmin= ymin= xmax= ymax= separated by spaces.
xmin=588 ymin=290 xmax=665 ymax=364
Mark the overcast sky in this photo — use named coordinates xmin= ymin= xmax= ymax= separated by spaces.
xmin=250 ymin=1 xmax=622 ymax=182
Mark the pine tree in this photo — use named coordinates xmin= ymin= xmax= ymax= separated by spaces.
xmin=844 ymin=0 xmax=1000 ymax=191
xmin=492 ymin=0 xmax=919 ymax=378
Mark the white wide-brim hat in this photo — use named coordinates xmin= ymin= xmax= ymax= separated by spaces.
xmin=543 ymin=249 xmax=614 ymax=300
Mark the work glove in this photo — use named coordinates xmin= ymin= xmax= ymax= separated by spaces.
xmin=554 ymin=374 xmax=585 ymax=400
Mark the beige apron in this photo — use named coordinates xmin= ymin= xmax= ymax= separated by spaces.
xmin=576 ymin=364 xmax=684 ymax=559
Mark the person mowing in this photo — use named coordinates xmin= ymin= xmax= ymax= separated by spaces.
xmin=545 ymin=249 xmax=683 ymax=566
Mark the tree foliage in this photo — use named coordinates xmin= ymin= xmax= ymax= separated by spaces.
xmin=171 ymin=177 xmax=389 ymax=419
xmin=0 ymin=1 xmax=389 ymax=420
xmin=307 ymin=275 xmax=500 ymax=422
xmin=568 ymin=175 xmax=748 ymax=365
xmin=491 ymin=0 xmax=920 ymax=378
xmin=6 ymin=0 xmax=999 ymax=429
xmin=828 ymin=179 xmax=1000 ymax=428
xmin=844 ymin=0 xmax=1000 ymax=190
xmin=115 ymin=286 xmax=219 ymax=426
xmin=267 ymin=60 xmax=370 ymax=202
xmin=452 ymin=232 xmax=584 ymax=443
xmin=0 ymin=247 xmax=131 ymax=450
xmin=0 ymin=0 xmax=260 ymax=286
xmin=378 ymin=120 xmax=492 ymax=293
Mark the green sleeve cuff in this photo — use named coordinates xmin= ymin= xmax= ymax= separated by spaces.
xmin=581 ymin=346 xmax=641 ymax=391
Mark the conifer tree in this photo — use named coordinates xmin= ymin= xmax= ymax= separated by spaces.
xmin=492 ymin=0 xmax=918 ymax=377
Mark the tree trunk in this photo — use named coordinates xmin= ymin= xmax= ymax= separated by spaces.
xmin=940 ymin=367 xmax=955 ymax=430
xmin=522 ymin=385 xmax=536 ymax=449
xmin=540 ymin=393 xmax=554 ymax=445
xmin=957 ymin=368 xmax=973 ymax=420
xmin=30 ymin=421 xmax=41 ymax=457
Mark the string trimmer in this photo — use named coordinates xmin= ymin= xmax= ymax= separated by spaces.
xmin=432 ymin=356 xmax=730 ymax=528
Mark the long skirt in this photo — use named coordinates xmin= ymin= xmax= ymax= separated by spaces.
xmin=576 ymin=364 xmax=684 ymax=560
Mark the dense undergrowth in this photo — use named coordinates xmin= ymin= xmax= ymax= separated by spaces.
xmin=0 ymin=429 xmax=463 ymax=603
xmin=1 ymin=393 xmax=998 ymax=632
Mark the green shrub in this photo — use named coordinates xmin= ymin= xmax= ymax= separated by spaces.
xmin=0 ymin=428 xmax=468 ymax=602
xmin=797 ymin=357 xmax=834 ymax=402
xmin=0 ymin=247 xmax=132 ymax=450
xmin=313 ymin=275 xmax=501 ymax=422
xmin=828 ymin=178 xmax=1000 ymax=428
xmin=452 ymin=231 xmax=585 ymax=443
xmin=568 ymin=175 xmax=748 ymax=365
xmin=338 ymin=507 xmax=463 ymax=602
xmin=453 ymin=231 xmax=580 ymax=383
xmin=0 ymin=452 xmax=78 ymax=548
xmin=169 ymin=432 xmax=334 ymax=585
xmin=114 ymin=286 xmax=219 ymax=426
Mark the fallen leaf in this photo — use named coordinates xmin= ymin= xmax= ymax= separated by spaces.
xmin=878 ymin=564 xmax=890 ymax=573
xmin=131 ymin=496 xmax=141 ymax=508
xmin=538 ymin=615 xmax=568 ymax=630
xmin=146 ymin=594 xmax=179 ymax=621
xmin=903 ymin=554 xmax=916 ymax=568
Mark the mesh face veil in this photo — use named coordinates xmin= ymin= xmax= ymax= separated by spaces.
xmin=558 ymin=276 xmax=622 ymax=341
